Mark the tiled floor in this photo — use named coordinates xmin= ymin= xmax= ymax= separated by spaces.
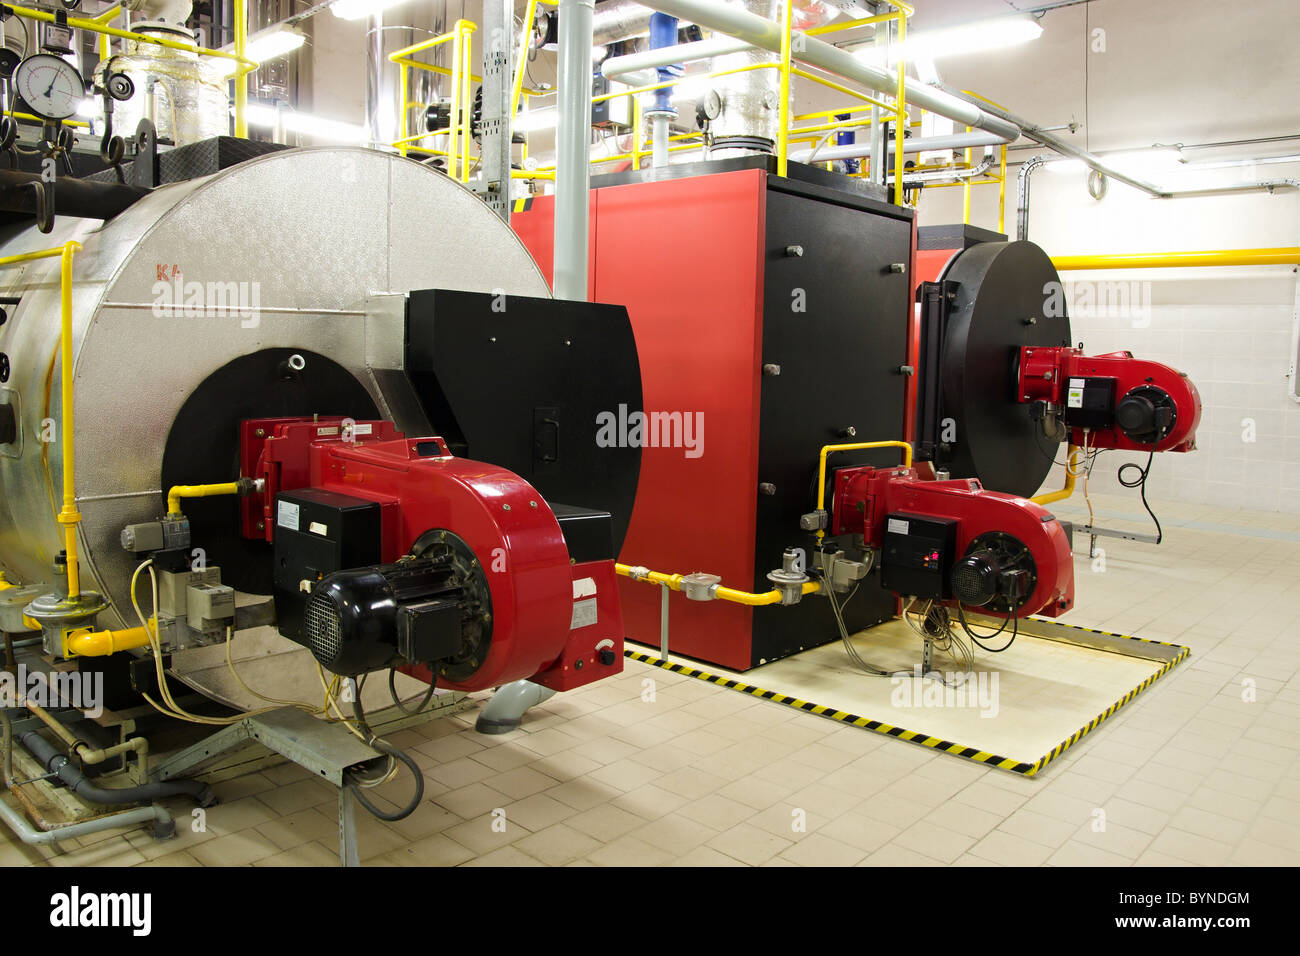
xmin=3 ymin=492 xmax=1299 ymax=867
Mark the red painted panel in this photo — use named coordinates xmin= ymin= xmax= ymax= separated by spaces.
xmin=510 ymin=194 xmax=597 ymax=299
xmin=514 ymin=170 xmax=769 ymax=669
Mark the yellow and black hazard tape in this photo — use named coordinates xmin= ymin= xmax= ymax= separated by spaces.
xmin=511 ymin=197 xmax=534 ymax=213
xmin=1027 ymin=639 xmax=1190 ymax=774
xmin=1027 ymin=616 xmax=1186 ymax=649
xmin=624 ymin=649 xmax=1036 ymax=774
xmin=625 ymin=627 xmax=1190 ymax=778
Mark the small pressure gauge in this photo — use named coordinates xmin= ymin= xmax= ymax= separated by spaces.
xmin=700 ymin=89 xmax=722 ymax=121
xmin=14 ymin=54 xmax=85 ymax=122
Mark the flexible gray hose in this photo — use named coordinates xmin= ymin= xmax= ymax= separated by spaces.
xmin=18 ymin=731 xmax=216 ymax=807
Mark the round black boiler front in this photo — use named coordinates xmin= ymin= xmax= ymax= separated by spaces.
xmin=160 ymin=348 xmax=381 ymax=595
xmin=938 ymin=241 xmax=1072 ymax=498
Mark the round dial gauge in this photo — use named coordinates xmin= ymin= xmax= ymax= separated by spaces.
xmin=14 ymin=54 xmax=84 ymax=122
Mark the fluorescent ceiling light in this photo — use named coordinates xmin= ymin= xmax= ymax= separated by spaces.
xmin=856 ymin=15 xmax=1043 ymax=65
xmin=668 ymin=75 xmax=713 ymax=103
xmin=238 ymin=105 xmax=369 ymax=144
xmin=215 ymin=23 xmax=305 ymax=74
xmin=515 ymin=108 xmax=558 ymax=133
xmin=1179 ymin=153 xmax=1300 ymax=170
xmin=1046 ymin=146 xmax=1182 ymax=175
xmin=246 ymin=26 xmax=306 ymax=61
xmin=331 ymin=0 xmax=409 ymax=20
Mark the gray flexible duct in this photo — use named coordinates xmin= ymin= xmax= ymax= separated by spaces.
xmin=19 ymin=731 xmax=216 ymax=807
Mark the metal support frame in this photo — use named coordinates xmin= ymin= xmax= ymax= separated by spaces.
xmin=1016 ymin=154 xmax=1045 ymax=241
xmin=479 ymin=0 xmax=514 ymax=220
xmin=153 ymin=707 xmax=382 ymax=867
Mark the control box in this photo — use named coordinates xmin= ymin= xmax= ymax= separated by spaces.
xmin=1063 ymin=376 xmax=1117 ymax=430
xmin=879 ymin=512 xmax=958 ymax=600
xmin=272 ymin=488 xmax=382 ymax=641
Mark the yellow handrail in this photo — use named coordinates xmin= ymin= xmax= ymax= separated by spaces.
xmin=391 ymin=20 xmax=478 ymax=177
xmin=776 ymin=0 xmax=792 ymax=177
xmin=0 ymin=243 xmax=83 ymax=597
xmin=815 ymin=440 xmax=913 ymax=541
xmin=614 ymin=563 xmax=820 ymax=606
xmin=1052 ymin=248 xmax=1300 ymax=269
xmin=233 ymin=0 xmax=248 ymax=137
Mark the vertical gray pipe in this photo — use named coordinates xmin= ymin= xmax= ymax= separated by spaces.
xmin=554 ymin=0 xmax=596 ymax=301
xmin=365 ymin=12 xmax=385 ymax=145
xmin=652 ymin=114 xmax=669 ymax=167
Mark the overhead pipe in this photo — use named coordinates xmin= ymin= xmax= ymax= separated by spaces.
xmin=788 ymin=130 xmax=1004 ymax=165
xmin=636 ymin=0 xmax=1020 ymax=142
xmin=887 ymin=147 xmax=995 ymax=186
xmin=602 ymin=35 xmax=753 ymax=84
xmin=553 ymin=0 xmax=596 ymax=301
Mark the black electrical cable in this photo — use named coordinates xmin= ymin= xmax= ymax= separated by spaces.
xmin=388 ymin=667 xmax=436 ymax=715
xmin=1118 ymin=449 xmax=1162 ymax=544
xmin=344 ymin=693 xmax=424 ymax=822
xmin=956 ymin=601 xmax=1019 ymax=653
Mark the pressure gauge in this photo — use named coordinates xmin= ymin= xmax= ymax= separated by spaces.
xmin=13 ymin=54 xmax=85 ymax=122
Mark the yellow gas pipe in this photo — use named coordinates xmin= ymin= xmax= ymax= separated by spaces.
xmin=167 ymin=482 xmax=241 ymax=517
xmin=815 ymin=440 xmax=914 ymax=541
xmin=613 ymin=565 xmax=820 ymax=606
xmin=63 ymin=624 xmax=153 ymax=657
xmin=1031 ymin=444 xmax=1081 ymax=505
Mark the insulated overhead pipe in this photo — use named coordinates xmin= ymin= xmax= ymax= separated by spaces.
xmin=787 ymin=130 xmax=1005 ymax=165
xmin=554 ymin=0 xmax=596 ymax=301
xmin=602 ymin=35 xmax=752 ymax=83
xmin=636 ymin=0 xmax=1020 ymax=142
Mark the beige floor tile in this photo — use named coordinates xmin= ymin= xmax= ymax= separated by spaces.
xmin=486 ymin=766 xmax=560 ymax=800
xmin=513 ymin=823 xmax=602 ymax=865
xmin=189 ymin=830 xmax=277 ymax=866
xmin=969 ymin=829 xmax=1053 ymax=866
xmin=891 ymin=821 xmax=977 ymax=863
xmin=436 ymin=781 xmax=511 ymax=819
xmin=672 ymin=844 xmax=749 ymax=866
xmin=677 ymin=793 xmax=754 ymax=831
xmin=256 ymin=841 xmax=340 ymax=866
xmin=996 ymin=809 xmax=1078 ymax=848
xmin=705 ymin=821 xmax=793 ymax=864
xmin=136 ymin=850 xmax=203 ymax=867
xmin=385 ymin=833 xmax=475 ymax=866
xmin=779 ymin=832 xmax=868 ymax=867
xmin=565 ymin=803 xmax=647 ymax=842
xmin=629 ymin=814 xmax=719 ymax=856
xmin=585 ymin=834 xmax=675 ymax=866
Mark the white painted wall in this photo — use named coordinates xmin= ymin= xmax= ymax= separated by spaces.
xmin=913 ymin=0 xmax=1300 ymax=513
